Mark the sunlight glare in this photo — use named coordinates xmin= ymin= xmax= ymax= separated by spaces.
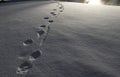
xmin=87 ymin=0 xmax=102 ymax=5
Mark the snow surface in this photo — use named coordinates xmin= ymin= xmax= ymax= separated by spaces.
xmin=0 ymin=1 xmax=120 ymax=77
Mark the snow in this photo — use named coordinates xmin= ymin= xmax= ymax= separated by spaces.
xmin=0 ymin=1 xmax=120 ymax=77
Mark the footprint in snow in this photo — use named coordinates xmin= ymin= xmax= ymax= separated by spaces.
xmin=50 ymin=12 xmax=57 ymax=16
xmin=16 ymin=61 xmax=32 ymax=75
xmin=44 ymin=17 xmax=49 ymax=20
xmin=28 ymin=50 xmax=42 ymax=62
xmin=40 ymin=25 xmax=46 ymax=28
xmin=23 ymin=39 xmax=33 ymax=46
xmin=59 ymin=6 xmax=63 ymax=9
xmin=53 ymin=9 xmax=57 ymax=11
xmin=48 ymin=20 xmax=54 ymax=23
xmin=59 ymin=10 xmax=63 ymax=12
xmin=36 ymin=29 xmax=45 ymax=38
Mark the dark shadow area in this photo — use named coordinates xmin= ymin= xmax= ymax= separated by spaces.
xmin=0 ymin=0 xmax=50 ymax=5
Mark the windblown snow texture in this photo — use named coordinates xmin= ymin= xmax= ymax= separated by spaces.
xmin=0 ymin=1 xmax=120 ymax=77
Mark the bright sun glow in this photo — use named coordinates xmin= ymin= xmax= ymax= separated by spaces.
xmin=87 ymin=0 xmax=102 ymax=5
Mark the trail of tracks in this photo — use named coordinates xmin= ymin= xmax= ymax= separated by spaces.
xmin=16 ymin=1 xmax=65 ymax=76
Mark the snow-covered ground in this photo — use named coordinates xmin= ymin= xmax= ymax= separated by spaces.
xmin=0 ymin=1 xmax=120 ymax=77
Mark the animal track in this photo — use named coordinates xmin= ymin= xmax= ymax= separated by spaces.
xmin=16 ymin=61 xmax=32 ymax=75
xmin=17 ymin=2 xmax=64 ymax=75
xmin=40 ymin=25 xmax=46 ymax=28
xmin=59 ymin=10 xmax=63 ymax=12
xmin=59 ymin=6 xmax=63 ymax=9
xmin=53 ymin=9 xmax=57 ymax=11
xmin=48 ymin=20 xmax=54 ymax=23
xmin=44 ymin=17 xmax=49 ymax=19
xmin=28 ymin=50 xmax=42 ymax=62
xmin=50 ymin=12 xmax=57 ymax=16
xmin=36 ymin=29 xmax=45 ymax=38
xmin=23 ymin=39 xmax=33 ymax=46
